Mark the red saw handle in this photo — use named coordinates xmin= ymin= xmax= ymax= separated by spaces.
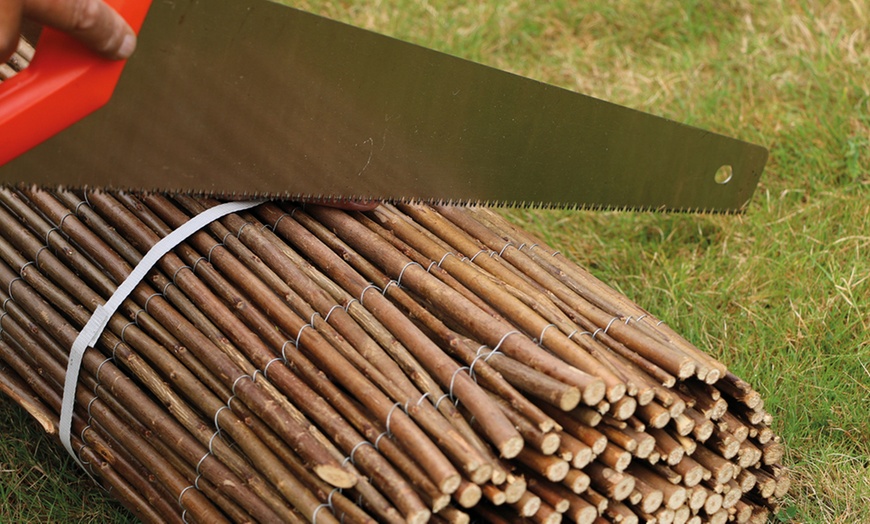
xmin=0 ymin=0 xmax=152 ymax=166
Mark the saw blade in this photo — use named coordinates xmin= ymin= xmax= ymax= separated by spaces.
xmin=0 ymin=0 xmax=767 ymax=212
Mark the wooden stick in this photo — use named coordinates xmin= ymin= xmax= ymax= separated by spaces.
xmin=585 ymin=462 xmax=635 ymax=501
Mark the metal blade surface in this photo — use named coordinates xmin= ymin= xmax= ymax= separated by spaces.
xmin=1 ymin=0 xmax=767 ymax=211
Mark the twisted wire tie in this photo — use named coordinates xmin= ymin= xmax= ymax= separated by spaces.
xmin=235 ymin=221 xmax=253 ymax=239
xmin=431 ymin=252 xmax=455 ymax=271
xmin=231 ymin=374 xmax=249 ymax=398
xmin=74 ymin=199 xmax=90 ymax=216
xmin=312 ymin=502 xmax=331 ymax=523
xmin=536 ymin=324 xmax=557 ymax=347
xmin=220 ymin=230 xmax=234 ymax=246
xmin=397 ymin=261 xmax=421 ymax=287
xmin=43 ymin=226 xmax=60 ymax=246
xmin=568 ymin=329 xmax=593 ymax=340
xmin=469 ymin=249 xmax=490 ymax=263
xmin=293 ymin=315 xmax=317 ymax=349
xmin=384 ymin=402 xmax=402 ymax=438
xmin=592 ymin=317 xmax=620 ymax=340
xmin=57 ymin=211 xmax=75 ymax=232
xmin=94 ymin=358 xmax=112 ymax=383
xmin=498 ymin=241 xmax=515 ymax=257
xmin=195 ymin=452 xmax=209 ymax=477
xmin=143 ymin=292 xmax=160 ymax=314
xmin=358 ymin=284 xmax=382 ymax=306
xmin=280 ymin=339 xmax=296 ymax=362
xmin=120 ymin=321 xmax=136 ymax=345
xmin=381 ymin=280 xmax=397 ymax=295
xmin=32 ymin=245 xmax=49 ymax=269
xmin=171 ymin=265 xmax=191 ymax=285
xmin=75 ymin=442 xmax=92 ymax=470
xmin=206 ymin=242 xmax=223 ymax=264
xmin=342 ymin=298 xmax=358 ymax=312
xmin=323 ymin=304 xmax=343 ymax=324
xmin=402 ymin=392 xmax=431 ymax=415
xmin=261 ymin=357 xmax=283 ymax=379
xmin=85 ymin=396 xmax=98 ymax=420
xmin=270 ymin=212 xmax=290 ymax=231
xmin=133 ymin=307 xmax=146 ymax=325
xmin=468 ymin=350 xmax=491 ymax=382
xmin=177 ymin=485 xmax=196 ymax=512
xmin=191 ymin=256 xmax=208 ymax=275
xmin=111 ymin=340 xmax=123 ymax=361
xmin=7 ymin=276 xmax=22 ymax=300
xmin=343 ymin=440 xmax=375 ymax=466
xmin=435 ymin=365 xmax=470 ymax=409
xmin=19 ymin=260 xmax=36 ymax=277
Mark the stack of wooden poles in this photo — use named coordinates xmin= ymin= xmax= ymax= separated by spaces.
xmin=0 ymin=188 xmax=788 ymax=523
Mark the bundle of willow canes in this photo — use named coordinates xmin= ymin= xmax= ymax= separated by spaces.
xmin=0 ymin=187 xmax=788 ymax=524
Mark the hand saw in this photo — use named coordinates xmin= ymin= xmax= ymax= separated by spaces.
xmin=0 ymin=0 xmax=767 ymax=212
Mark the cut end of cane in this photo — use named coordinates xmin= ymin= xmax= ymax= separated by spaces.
xmin=407 ymin=509 xmax=433 ymax=524
xmin=491 ymin=465 xmax=507 ymax=486
xmin=573 ymin=505 xmax=598 ymax=524
xmin=641 ymin=489 xmax=664 ymax=514
xmin=456 ymin=483 xmax=482 ymax=508
xmin=606 ymin=383 xmax=627 ymax=403
xmin=314 ymin=465 xmax=358 ymax=489
xmin=516 ymin=494 xmax=541 ymax=517
xmin=499 ymin=435 xmax=525 ymax=459
xmin=545 ymin=459 xmax=570 ymax=482
xmin=438 ymin=473 xmax=462 ymax=496
xmin=666 ymin=487 xmax=688 ymax=510
xmin=637 ymin=387 xmax=656 ymax=406
xmin=704 ymin=367 xmax=722 ymax=384
xmin=559 ymin=387 xmax=582 ymax=411
xmin=688 ymin=486 xmax=706 ymax=511
xmin=678 ymin=360 xmax=697 ymax=380
xmin=467 ymin=462 xmax=493 ymax=485
xmin=503 ymin=476 xmax=527 ymax=504
xmin=682 ymin=465 xmax=705 ymax=487
xmin=581 ymin=379 xmax=606 ymax=406
xmin=430 ymin=493 xmax=451 ymax=513
xmin=539 ymin=433 xmax=561 ymax=456
xmin=572 ymin=446 xmax=593 ymax=469
xmin=612 ymin=475 xmax=636 ymax=501
xmin=636 ymin=436 xmax=656 ymax=460
xmin=613 ymin=396 xmax=637 ymax=421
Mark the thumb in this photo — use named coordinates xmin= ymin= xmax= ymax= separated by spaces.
xmin=0 ymin=0 xmax=25 ymax=63
xmin=23 ymin=0 xmax=136 ymax=59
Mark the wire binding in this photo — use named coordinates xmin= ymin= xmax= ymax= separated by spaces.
xmin=536 ymin=324 xmax=557 ymax=346
xmin=397 ymin=261 xmax=421 ymax=287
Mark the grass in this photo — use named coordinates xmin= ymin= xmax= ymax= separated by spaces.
xmin=2 ymin=0 xmax=868 ymax=521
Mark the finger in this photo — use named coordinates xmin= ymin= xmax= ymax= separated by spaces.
xmin=23 ymin=0 xmax=136 ymax=59
xmin=0 ymin=0 xmax=24 ymax=63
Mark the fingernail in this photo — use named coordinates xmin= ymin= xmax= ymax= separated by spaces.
xmin=117 ymin=33 xmax=136 ymax=59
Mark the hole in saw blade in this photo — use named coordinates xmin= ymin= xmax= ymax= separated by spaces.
xmin=714 ymin=165 xmax=733 ymax=185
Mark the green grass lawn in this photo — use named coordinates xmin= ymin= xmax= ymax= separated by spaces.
xmin=2 ymin=0 xmax=868 ymax=522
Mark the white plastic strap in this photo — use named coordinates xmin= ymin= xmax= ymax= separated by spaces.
xmin=59 ymin=200 xmax=263 ymax=471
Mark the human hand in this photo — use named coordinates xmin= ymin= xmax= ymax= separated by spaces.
xmin=1 ymin=0 xmax=136 ymax=63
